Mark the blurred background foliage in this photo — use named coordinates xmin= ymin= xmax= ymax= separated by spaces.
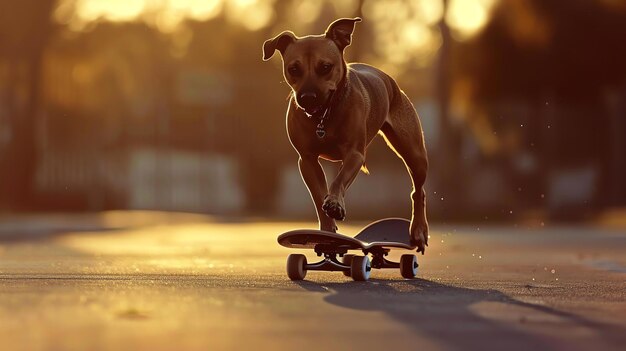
xmin=0 ymin=0 xmax=625 ymax=223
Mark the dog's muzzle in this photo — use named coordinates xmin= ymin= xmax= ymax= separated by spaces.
xmin=298 ymin=92 xmax=321 ymax=114
xmin=299 ymin=90 xmax=334 ymax=117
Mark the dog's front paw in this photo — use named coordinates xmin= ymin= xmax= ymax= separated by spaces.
xmin=322 ymin=194 xmax=346 ymax=221
xmin=410 ymin=220 xmax=429 ymax=255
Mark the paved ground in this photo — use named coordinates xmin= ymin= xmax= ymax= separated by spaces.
xmin=0 ymin=211 xmax=625 ymax=351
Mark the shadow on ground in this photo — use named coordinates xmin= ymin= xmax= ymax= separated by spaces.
xmin=296 ymin=279 xmax=625 ymax=350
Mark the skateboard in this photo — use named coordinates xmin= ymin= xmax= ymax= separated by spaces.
xmin=277 ymin=218 xmax=418 ymax=281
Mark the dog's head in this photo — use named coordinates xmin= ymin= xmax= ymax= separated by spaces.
xmin=262 ymin=17 xmax=361 ymax=115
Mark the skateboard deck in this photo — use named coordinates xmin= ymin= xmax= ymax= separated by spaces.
xmin=278 ymin=218 xmax=419 ymax=281
xmin=355 ymin=217 xmax=413 ymax=249
xmin=277 ymin=229 xmax=363 ymax=251
xmin=277 ymin=218 xmax=415 ymax=252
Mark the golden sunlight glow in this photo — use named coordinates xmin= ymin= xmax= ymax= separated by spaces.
xmin=225 ymin=0 xmax=275 ymax=31
xmin=362 ymin=0 xmax=442 ymax=69
xmin=294 ymin=0 xmax=323 ymax=25
xmin=76 ymin=0 xmax=145 ymax=22
xmin=447 ymin=0 xmax=497 ymax=40
xmin=169 ymin=0 xmax=222 ymax=19
xmin=59 ymin=0 xmax=498 ymax=39
xmin=330 ymin=0 xmax=360 ymax=17
xmin=60 ymin=0 xmax=272 ymax=32
xmin=414 ymin=0 xmax=445 ymax=25
xmin=54 ymin=220 xmax=332 ymax=272
xmin=153 ymin=0 xmax=223 ymax=32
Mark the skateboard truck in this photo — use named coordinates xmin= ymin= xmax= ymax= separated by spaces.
xmin=305 ymin=253 xmax=350 ymax=273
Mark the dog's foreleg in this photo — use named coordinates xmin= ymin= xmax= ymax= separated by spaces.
xmin=298 ymin=155 xmax=337 ymax=232
xmin=323 ymin=150 xmax=365 ymax=221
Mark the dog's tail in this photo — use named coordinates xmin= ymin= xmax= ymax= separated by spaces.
xmin=360 ymin=163 xmax=370 ymax=175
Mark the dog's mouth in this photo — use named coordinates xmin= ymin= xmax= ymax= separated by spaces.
xmin=302 ymin=90 xmax=335 ymax=117
xmin=305 ymin=105 xmax=323 ymax=115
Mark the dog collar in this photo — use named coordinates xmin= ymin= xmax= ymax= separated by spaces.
xmin=305 ymin=76 xmax=347 ymax=139
xmin=304 ymin=90 xmax=333 ymax=138
xmin=310 ymin=95 xmax=332 ymax=138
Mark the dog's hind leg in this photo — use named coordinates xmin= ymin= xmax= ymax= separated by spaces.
xmin=381 ymin=93 xmax=429 ymax=253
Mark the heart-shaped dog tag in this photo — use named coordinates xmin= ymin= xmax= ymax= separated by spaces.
xmin=316 ymin=129 xmax=326 ymax=138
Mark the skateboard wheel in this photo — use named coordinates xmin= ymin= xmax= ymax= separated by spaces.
xmin=351 ymin=255 xmax=371 ymax=281
xmin=400 ymin=254 xmax=418 ymax=279
xmin=286 ymin=254 xmax=307 ymax=280
xmin=342 ymin=254 xmax=355 ymax=277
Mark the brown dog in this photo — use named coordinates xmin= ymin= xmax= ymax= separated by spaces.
xmin=263 ymin=17 xmax=429 ymax=254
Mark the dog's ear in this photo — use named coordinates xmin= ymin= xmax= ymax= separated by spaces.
xmin=262 ymin=31 xmax=296 ymax=61
xmin=325 ymin=17 xmax=362 ymax=51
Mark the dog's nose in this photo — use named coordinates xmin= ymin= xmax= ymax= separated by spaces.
xmin=299 ymin=92 xmax=317 ymax=108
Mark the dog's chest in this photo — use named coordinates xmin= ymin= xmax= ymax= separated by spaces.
xmin=308 ymin=127 xmax=350 ymax=160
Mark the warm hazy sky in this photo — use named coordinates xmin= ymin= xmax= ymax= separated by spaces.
xmin=54 ymin=0 xmax=497 ymax=68
xmin=57 ymin=0 xmax=496 ymax=36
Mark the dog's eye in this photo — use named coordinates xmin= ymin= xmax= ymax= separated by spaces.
xmin=288 ymin=65 xmax=301 ymax=77
xmin=319 ymin=63 xmax=333 ymax=75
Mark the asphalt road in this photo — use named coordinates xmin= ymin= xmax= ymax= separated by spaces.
xmin=0 ymin=211 xmax=625 ymax=351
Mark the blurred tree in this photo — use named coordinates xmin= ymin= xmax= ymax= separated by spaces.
xmin=436 ymin=0 xmax=466 ymax=214
xmin=452 ymin=0 xmax=626 ymax=214
xmin=0 ymin=0 xmax=57 ymax=210
xmin=181 ymin=14 xmax=290 ymax=213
